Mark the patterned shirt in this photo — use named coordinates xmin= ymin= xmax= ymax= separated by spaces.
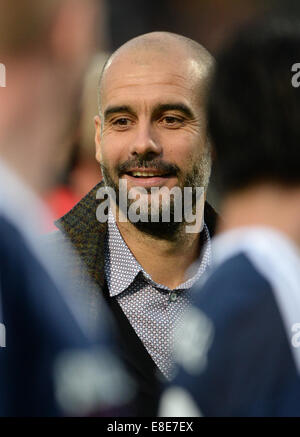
xmin=104 ymin=208 xmax=211 ymax=379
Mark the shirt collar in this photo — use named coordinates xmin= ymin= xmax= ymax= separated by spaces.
xmin=105 ymin=208 xmax=143 ymax=297
xmin=105 ymin=207 xmax=211 ymax=297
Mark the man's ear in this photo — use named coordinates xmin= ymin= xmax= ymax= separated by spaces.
xmin=94 ymin=115 xmax=102 ymax=163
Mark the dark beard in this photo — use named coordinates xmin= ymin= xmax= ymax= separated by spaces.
xmin=133 ymin=218 xmax=182 ymax=242
xmin=100 ymin=158 xmax=207 ymax=241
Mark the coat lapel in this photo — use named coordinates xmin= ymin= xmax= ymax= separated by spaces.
xmin=55 ymin=181 xmax=107 ymax=288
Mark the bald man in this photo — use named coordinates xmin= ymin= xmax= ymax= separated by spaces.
xmin=50 ymin=32 xmax=218 ymax=415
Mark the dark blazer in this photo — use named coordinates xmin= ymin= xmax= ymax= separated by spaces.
xmin=48 ymin=181 xmax=218 ymax=416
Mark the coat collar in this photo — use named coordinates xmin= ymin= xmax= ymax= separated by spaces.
xmin=55 ymin=181 xmax=218 ymax=289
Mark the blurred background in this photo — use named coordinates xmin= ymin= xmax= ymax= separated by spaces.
xmin=44 ymin=0 xmax=300 ymax=227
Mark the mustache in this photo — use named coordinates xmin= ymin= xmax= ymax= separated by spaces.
xmin=117 ymin=159 xmax=180 ymax=176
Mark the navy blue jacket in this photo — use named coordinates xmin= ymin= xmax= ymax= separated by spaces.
xmin=172 ymin=253 xmax=300 ymax=416
xmin=0 ymin=216 xmax=100 ymax=416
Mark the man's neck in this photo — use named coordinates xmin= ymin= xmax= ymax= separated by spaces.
xmin=218 ymin=184 xmax=300 ymax=249
xmin=114 ymin=206 xmax=202 ymax=289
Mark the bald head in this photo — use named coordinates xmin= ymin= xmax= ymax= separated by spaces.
xmin=109 ymin=31 xmax=212 ymax=62
xmin=98 ymin=32 xmax=215 ymax=113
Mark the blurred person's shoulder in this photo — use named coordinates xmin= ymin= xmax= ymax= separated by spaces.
xmin=194 ymin=251 xmax=275 ymax=323
xmin=40 ymin=228 xmax=89 ymax=286
xmin=0 ymin=214 xmax=39 ymax=264
xmin=191 ymin=227 xmax=300 ymax=361
xmin=42 ymin=229 xmax=70 ymax=246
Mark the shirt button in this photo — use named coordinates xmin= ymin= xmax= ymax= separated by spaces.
xmin=169 ymin=291 xmax=178 ymax=303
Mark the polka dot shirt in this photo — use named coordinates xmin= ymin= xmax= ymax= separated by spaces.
xmin=104 ymin=208 xmax=211 ymax=379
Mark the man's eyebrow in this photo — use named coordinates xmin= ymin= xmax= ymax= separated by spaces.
xmin=104 ymin=105 xmax=136 ymax=120
xmin=152 ymin=103 xmax=195 ymax=119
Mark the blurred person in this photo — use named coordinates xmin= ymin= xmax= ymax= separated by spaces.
xmin=0 ymin=0 xmax=133 ymax=416
xmin=160 ymin=18 xmax=300 ymax=417
xmin=74 ymin=53 xmax=107 ymax=196
xmin=45 ymin=53 xmax=108 ymax=227
xmin=49 ymin=31 xmax=218 ymax=415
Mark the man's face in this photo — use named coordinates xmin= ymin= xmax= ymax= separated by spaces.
xmin=95 ymin=49 xmax=211 ymax=234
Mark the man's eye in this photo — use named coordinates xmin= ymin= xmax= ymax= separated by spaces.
xmin=161 ymin=116 xmax=184 ymax=127
xmin=113 ymin=118 xmax=130 ymax=126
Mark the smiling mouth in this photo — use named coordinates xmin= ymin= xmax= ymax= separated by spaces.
xmin=124 ymin=170 xmax=174 ymax=178
xmin=128 ymin=172 xmax=170 ymax=178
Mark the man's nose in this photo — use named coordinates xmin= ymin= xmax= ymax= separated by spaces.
xmin=129 ymin=122 xmax=162 ymax=158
